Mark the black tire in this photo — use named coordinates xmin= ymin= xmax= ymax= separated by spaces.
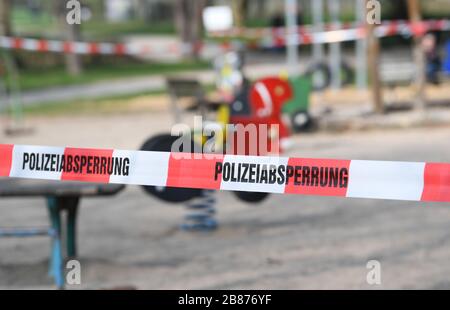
xmin=305 ymin=61 xmax=354 ymax=90
xmin=305 ymin=62 xmax=332 ymax=91
xmin=140 ymin=134 xmax=202 ymax=203
xmin=291 ymin=110 xmax=313 ymax=132
xmin=233 ymin=191 xmax=270 ymax=203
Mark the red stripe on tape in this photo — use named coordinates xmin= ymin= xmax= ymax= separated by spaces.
xmin=421 ymin=163 xmax=450 ymax=202
xmin=63 ymin=42 xmax=73 ymax=53
xmin=284 ymin=158 xmax=350 ymax=197
xmin=61 ymin=147 xmax=114 ymax=183
xmin=0 ymin=144 xmax=13 ymax=177
xmin=411 ymin=21 xmax=427 ymax=37
xmin=37 ymin=40 xmax=48 ymax=52
xmin=89 ymin=43 xmax=99 ymax=54
xmin=166 ymin=153 xmax=223 ymax=190
xmin=12 ymin=38 xmax=23 ymax=49
xmin=114 ymin=44 xmax=125 ymax=55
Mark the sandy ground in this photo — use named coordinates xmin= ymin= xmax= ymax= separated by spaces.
xmin=0 ymin=109 xmax=450 ymax=289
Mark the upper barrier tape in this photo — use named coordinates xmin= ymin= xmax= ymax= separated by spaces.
xmin=208 ymin=19 xmax=450 ymax=39
xmin=1 ymin=20 xmax=449 ymax=55
xmin=0 ymin=144 xmax=449 ymax=203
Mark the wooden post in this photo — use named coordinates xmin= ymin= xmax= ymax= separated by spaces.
xmin=407 ymin=0 xmax=426 ymax=110
xmin=367 ymin=3 xmax=383 ymax=114
xmin=231 ymin=0 xmax=244 ymax=28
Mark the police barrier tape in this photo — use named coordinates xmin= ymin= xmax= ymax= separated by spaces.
xmin=1 ymin=19 xmax=449 ymax=56
xmin=0 ymin=36 xmax=203 ymax=57
xmin=0 ymin=144 xmax=449 ymax=203
xmin=259 ymin=19 xmax=450 ymax=48
xmin=209 ymin=19 xmax=450 ymax=40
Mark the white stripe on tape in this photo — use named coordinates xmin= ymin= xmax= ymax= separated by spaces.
xmin=220 ymin=155 xmax=289 ymax=193
xmin=346 ymin=160 xmax=425 ymax=201
xmin=109 ymin=150 xmax=170 ymax=186
xmin=9 ymin=145 xmax=65 ymax=181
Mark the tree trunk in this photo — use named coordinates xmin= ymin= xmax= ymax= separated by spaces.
xmin=65 ymin=22 xmax=83 ymax=76
xmin=407 ymin=0 xmax=426 ymax=110
xmin=174 ymin=0 xmax=205 ymax=59
xmin=0 ymin=0 xmax=12 ymax=36
xmin=56 ymin=0 xmax=83 ymax=76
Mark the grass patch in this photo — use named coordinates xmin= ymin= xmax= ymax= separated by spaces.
xmin=18 ymin=82 xmax=216 ymax=116
xmin=82 ymin=20 xmax=176 ymax=40
xmin=19 ymin=89 xmax=167 ymax=116
xmin=12 ymin=7 xmax=176 ymax=39
xmin=16 ymin=61 xmax=209 ymax=91
xmin=11 ymin=7 xmax=56 ymax=35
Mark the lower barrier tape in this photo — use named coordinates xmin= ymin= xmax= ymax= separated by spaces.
xmin=0 ymin=144 xmax=449 ymax=203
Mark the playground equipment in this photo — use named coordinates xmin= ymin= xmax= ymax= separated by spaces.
xmin=0 ymin=179 xmax=124 ymax=289
xmin=136 ymin=55 xmax=306 ymax=230
xmin=139 ymin=49 xmax=315 ymax=212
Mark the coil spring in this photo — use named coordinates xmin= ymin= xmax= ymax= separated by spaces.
xmin=180 ymin=189 xmax=218 ymax=232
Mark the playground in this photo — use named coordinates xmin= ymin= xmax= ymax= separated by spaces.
xmin=1 ymin=0 xmax=450 ymax=291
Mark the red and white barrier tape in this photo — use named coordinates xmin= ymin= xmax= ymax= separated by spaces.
xmin=1 ymin=144 xmax=449 ymax=203
xmin=260 ymin=19 xmax=450 ymax=48
xmin=0 ymin=36 xmax=202 ymax=56
xmin=209 ymin=19 xmax=450 ymax=39
xmin=1 ymin=20 xmax=449 ymax=56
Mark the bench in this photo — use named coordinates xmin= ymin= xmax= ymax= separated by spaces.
xmin=380 ymin=62 xmax=416 ymax=105
xmin=166 ymin=78 xmax=222 ymax=124
xmin=0 ymin=179 xmax=124 ymax=288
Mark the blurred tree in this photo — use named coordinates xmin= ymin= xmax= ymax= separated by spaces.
xmin=174 ymin=0 xmax=205 ymax=59
xmin=0 ymin=0 xmax=12 ymax=36
xmin=55 ymin=0 xmax=83 ymax=76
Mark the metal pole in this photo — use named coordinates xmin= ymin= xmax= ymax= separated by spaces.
xmin=285 ymin=0 xmax=299 ymax=76
xmin=355 ymin=0 xmax=368 ymax=89
xmin=312 ymin=0 xmax=325 ymax=62
xmin=328 ymin=0 xmax=342 ymax=89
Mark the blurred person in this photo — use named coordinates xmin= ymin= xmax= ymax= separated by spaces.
xmin=422 ymin=33 xmax=441 ymax=85
xmin=443 ymin=40 xmax=450 ymax=76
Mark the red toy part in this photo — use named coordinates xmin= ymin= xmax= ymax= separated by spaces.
xmin=249 ymin=77 xmax=292 ymax=118
xmin=228 ymin=77 xmax=293 ymax=156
